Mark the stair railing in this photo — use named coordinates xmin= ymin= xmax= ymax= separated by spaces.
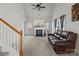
xmin=0 ymin=18 xmax=23 ymax=56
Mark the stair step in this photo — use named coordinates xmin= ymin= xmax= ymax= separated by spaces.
xmin=0 ymin=52 xmax=9 ymax=56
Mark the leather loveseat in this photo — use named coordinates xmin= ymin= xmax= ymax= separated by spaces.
xmin=48 ymin=30 xmax=78 ymax=54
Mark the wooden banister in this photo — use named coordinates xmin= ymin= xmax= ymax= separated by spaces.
xmin=0 ymin=18 xmax=20 ymax=34
xmin=0 ymin=18 xmax=23 ymax=56
xmin=19 ymin=30 xmax=23 ymax=56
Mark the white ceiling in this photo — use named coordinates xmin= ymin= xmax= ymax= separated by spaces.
xmin=22 ymin=3 xmax=55 ymax=19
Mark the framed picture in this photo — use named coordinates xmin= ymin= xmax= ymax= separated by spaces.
xmin=72 ymin=3 xmax=79 ymax=21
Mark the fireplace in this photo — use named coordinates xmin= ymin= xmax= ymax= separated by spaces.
xmin=36 ymin=30 xmax=43 ymax=36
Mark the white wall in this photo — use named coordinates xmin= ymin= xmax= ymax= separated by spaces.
xmin=0 ymin=3 xmax=25 ymax=55
xmin=52 ymin=3 xmax=79 ymax=51
xmin=0 ymin=3 xmax=25 ymax=30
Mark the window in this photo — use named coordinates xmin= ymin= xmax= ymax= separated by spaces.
xmin=54 ymin=15 xmax=65 ymax=31
xmin=34 ymin=20 xmax=45 ymax=27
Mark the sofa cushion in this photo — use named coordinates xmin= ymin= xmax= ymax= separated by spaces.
xmin=59 ymin=37 xmax=67 ymax=41
xmin=54 ymin=30 xmax=62 ymax=34
xmin=57 ymin=30 xmax=62 ymax=35
xmin=54 ymin=34 xmax=60 ymax=39
xmin=54 ymin=30 xmax=58 ymax=34
xmin=61 ymin=31 xmax=68 ymax=38
xmin=51 ymin=37 xmax=60 ymax=44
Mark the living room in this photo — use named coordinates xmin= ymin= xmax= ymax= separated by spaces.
xmin=0 ymin=3 xmax=79 ymax=56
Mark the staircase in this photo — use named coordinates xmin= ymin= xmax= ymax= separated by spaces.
xmin=0 ymin=18 xmax=23 ymax=56
xmin=0 ymin=47 xmax=9 ymax=56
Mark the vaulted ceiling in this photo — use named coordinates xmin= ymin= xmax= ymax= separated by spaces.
xmin=22 ymin=3 xmax=55 ymax=19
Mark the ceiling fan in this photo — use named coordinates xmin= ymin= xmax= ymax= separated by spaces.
xmin=32 ymin=3 xmax=46 ymax=11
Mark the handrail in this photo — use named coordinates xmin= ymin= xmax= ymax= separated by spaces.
xmin=0 ymin=18 xmax=23 ymax=56
xmin=0 ymin=18 xmax=20 ymax=34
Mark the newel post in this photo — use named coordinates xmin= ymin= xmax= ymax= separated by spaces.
xmin=19 ymin=30 xmax=23 ymax=56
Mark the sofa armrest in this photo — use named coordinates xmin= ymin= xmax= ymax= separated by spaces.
xmin=67 ymin=33 xmax=78 ymax=43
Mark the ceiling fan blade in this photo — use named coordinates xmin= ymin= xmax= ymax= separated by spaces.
xmin=40 ymin=6 xmax=45 ymax=8
xmin=38 ymin=3 xmax=42 ymax=6
xmin=33 ymin=7 xmax=36 ymax=9
xmin=32 ymin=4 xmax=36 ymax=6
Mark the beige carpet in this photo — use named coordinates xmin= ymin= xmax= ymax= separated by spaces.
xmin=23 ymin=36 xmax=57 ymax=56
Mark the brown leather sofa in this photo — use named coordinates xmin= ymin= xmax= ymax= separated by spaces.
xmin=48 ymin=30 xmax=78 ymax=54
